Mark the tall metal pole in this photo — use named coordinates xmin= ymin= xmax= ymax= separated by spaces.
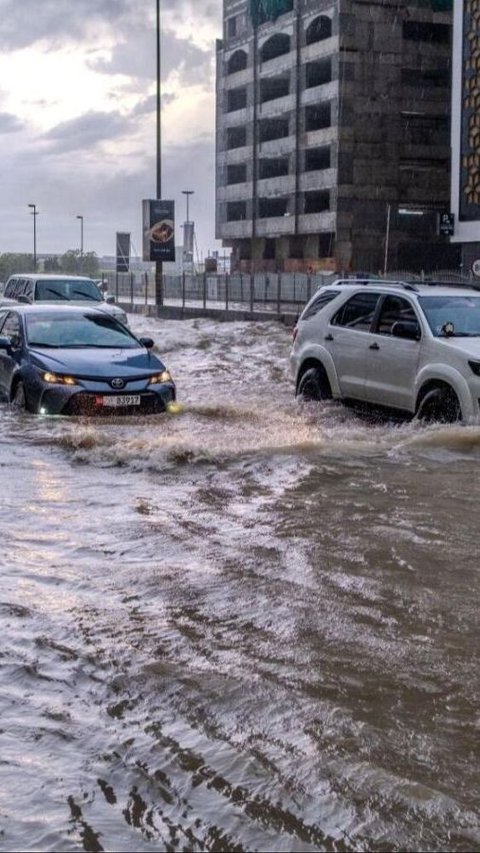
xmin=155 ymin=0 xmax=163 ymax=305
xmin=383 ymin=203 xmax=391 ymax=275
xmin=28 ymin=204 xmax=37 ymax=271
xmin=76 ymin=215 xmax=84 ymax=272
xmin=182 ymin=189 xmax=194 ymax=223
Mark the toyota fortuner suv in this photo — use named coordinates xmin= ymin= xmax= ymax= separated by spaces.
xmin=290 ymin=279 xmax=480 ymax=423
xmin=2 ymin=274 xmax=129 ymax=326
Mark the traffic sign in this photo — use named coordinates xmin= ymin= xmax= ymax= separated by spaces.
xmin=438 ymin=212 xmax=454 ymax=236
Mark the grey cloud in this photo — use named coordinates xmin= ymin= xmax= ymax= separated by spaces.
xmin=43 ymin=110 xmax=131 ymax=154
xmin=0 ymin=111 xmax=23 ymax=132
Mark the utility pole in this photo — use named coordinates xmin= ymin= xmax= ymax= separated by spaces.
xmin=28 ymin=204 xmax=38 ymax=271
xmin=155 ymin=0 xmax=163 ymax=305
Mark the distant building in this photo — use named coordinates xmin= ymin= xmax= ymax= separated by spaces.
xmin=215 ymin=0 xmax=460 ymax=273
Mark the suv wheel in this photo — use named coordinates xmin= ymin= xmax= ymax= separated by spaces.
xmin=296 ymin=367 xmax=331 ymax=401
xmin=416 ymin=385 xmax=461 ymax=424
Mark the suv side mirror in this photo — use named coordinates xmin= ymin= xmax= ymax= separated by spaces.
xmin=106 ymin=295 xmax=115 ymax=304
xmin=391 ymin=320 xmax=420 ymax=341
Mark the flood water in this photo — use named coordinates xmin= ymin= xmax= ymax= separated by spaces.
xmin=1 ymin=314 xmax=479 ymax=853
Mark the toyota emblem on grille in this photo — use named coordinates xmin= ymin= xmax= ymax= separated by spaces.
xmin=111 ymin=377 xmax=125 ymax=389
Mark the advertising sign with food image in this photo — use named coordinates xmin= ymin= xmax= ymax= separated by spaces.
xmin=142 ymin=199 xmax=175 ymax=262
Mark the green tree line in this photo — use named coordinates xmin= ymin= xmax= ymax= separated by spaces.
xmin=0 ymin=250 xmax=100 ymax=282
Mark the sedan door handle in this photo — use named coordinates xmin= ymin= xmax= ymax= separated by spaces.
xmin=369 ymin=342 xmax=380 ymax=350
xmin=325 ymin=333 xmax=334 ymax=341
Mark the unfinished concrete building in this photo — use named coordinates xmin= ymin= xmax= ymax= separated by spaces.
xmin=215 ymin=0 xmax=459 ymax=274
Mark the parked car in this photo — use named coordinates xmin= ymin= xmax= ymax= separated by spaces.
xmin=290 ymin=278 xmax=480 ymax=423
xmin=0 ymin=304 xmax=175 ymax=416
xmin=2 ymin=274 xmax=129 ymax=326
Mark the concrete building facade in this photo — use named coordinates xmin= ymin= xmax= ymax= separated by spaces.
xmin=215 ymin=0 xmax=459 ymax=274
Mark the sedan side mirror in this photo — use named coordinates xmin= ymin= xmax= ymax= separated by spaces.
xmin=139 ymin=337 xmax=154 ymax=349
xmin=391 ymin=320 xmax=421 ymax=341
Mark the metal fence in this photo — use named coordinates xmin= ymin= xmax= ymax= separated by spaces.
xmin=102 ymin=269 xmax=475 ymax=317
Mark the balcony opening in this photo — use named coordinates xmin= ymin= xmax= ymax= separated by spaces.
xmin=306 ymin=15 xmax=332 ymax=45
xmin=227 ymin=50 xmax=248 ymax=74
xmin=289 ymin=237 xmax=303 ymax=259
xmin=318 ymin=232 xmax=335 ymax=257
xmin=305 ymin=103 xmax=331 ymax=132
xmin=227 ymin=163 xmax=247 ymax=185
xmin=400 ymin=67 xmax=450 ymax=88
xmin=258 ymin=197 xmax=289 ymax=218
xmin=305 ymin=58 xmax=332 ymax=89
xmin=304 ymin=190 xmax=330 ymax=214
xmin=226 ymin=86 xmax=247 ymax=112
xmin=304 ymin=145 xmax=330 ymax=171
xmin=259 ymin=157 xmax=289 ymax=179
xmin=400 ymin=113 xmax=449 ymax=146
xmin=226 ymin=126 xmax=247 ymax=149
xmin=260 ymin=74 xmax=290 ymax=103
xmin=227 ymin=201 xmax=247 ymax=221
xmin=260 ymin=33 xmax=291 ymax=63
xmin=259 ymin=117 xmax=289 ymax=142
xmin=263 ymin=238 xmax=276 ymax=259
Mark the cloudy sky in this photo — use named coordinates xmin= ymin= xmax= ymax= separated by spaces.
xmin=0 ymin=0 xmax=222 ymax=262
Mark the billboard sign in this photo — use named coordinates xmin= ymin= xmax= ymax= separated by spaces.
xmin=142 ymin=199 xmax=175 ymax=262
xmin=116 ymin=232 xmax=130 ymax=272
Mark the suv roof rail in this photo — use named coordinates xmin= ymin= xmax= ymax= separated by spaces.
xmin=325 ymin=277 xmax=418 ymax=292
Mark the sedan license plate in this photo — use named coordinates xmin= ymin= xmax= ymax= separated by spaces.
xmin=101 ymin=395 xmax=141 ymax=407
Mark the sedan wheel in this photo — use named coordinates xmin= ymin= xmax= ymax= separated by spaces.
xmin=11 ymin=380 xmax=28 ymax=411
xmin=297 ymin=367 xmax=330 ymax=401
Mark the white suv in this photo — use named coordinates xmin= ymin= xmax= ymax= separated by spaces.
xmin=290 ymin=279 xmax=480 ymax=423
xmin=2 ymin=274 xmax=129 ymax=326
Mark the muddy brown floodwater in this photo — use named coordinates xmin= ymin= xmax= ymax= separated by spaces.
xmin=0 ymin=314 xmax=479 ymax=852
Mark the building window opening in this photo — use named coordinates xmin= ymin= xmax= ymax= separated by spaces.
xmin=259 ymin=117 xmax=289 ymax=142
xmin=258 ymin=197 xmax=289 ymax=218
xmin=305 ymin=103 xmax=331 ymax=132
xmin=260 ymin=33 xmax=291 ymax=63
xmin=227 ymin=201 xmax=247 ymax=221
xmin=402 ymin=20 xmax=450 ymax=44
xmin=304 ymin=190 xmax=330 ymax=214
xmin=318 ymin=232 xmax=335 ymax=257
xmin=263 ymin=238 xmax=276 ymax=259
xmin=260 ymin=74 xmax=290 ymax=103
xmin=227 ymin=50 xmax=248 ymax=74
xmin=401 ymin=113 xmax=449 ymax=146
xmin=226 ymin=126 xmax=247 ymax=149
xmin=227 ymin=86 xmax=247 ymax=112
xmin=227 ymin=16 xmax=237 ymax=38
xmin=259 ymin=157 xmax=289 ymax=179
xmin=227 ymin=164 xmax=247 ymax=184
xmin=306 ymin=15 xmax=332 ymax=45
xmin=306 ymin=58 xmax=332 ymax=89
xmin=289 ymin=237 xmax=303 ymax=259
xmin=238 ymin=240 xmax=251 ymax=260
xmin=304 ymin=146 xmax=330 ymax=171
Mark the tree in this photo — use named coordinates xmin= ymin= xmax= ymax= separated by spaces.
xmin=43 ymin=256 xmax=62 ymax=272
xmin=59 ymin=249 xmax=100 ymax=277
xmin=0 ymin=253 xmax=34 ymax=281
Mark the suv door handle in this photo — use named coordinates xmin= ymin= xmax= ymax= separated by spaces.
xmin=369 ymin=342 xmax=380 ymax=350
xmin=325 ymin=333 xmax=334 ymax=341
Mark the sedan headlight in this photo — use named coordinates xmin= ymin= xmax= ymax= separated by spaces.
xmin=148 ymin=370 xmax=172 ymax=385
xmin=468 ymin=361 xmax=480 ymax=376
xmin=42 ymin=371 xmax=77 ymax=385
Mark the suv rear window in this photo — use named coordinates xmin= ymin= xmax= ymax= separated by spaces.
xmin=331 ymin=292 xmax=380 ymax=331
xmin=300 ymin=289 xmax=339 ymax=320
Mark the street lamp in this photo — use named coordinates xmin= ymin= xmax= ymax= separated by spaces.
xmin=28 ymin=204 xmax=38 ymax=271
xmin=155 ymin=0 xmax=163 ymax=306
xmin=182 ymin=189 xmax=194 ymax=223
xmin=76 ymin=215 xmax=84 ymax=271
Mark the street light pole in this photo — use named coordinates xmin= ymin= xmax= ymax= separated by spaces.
xmin=76 ymin=215 xmax=84 ymax=272
xmin=182 ymin=189 xmax=194 ymax=223
xmin=155 ymin=0 xmax=163 ymax=306
xmin=383 ymin=203 xmax=391 ymax=275
xmin=28 ymin=204 xmax=38 ymax=271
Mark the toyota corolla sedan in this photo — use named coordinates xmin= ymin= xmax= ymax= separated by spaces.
xmin=0 ymin=304 xmax=176 ymax=416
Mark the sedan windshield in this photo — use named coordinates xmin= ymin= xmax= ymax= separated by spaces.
xmin=26 ymin=312 xmax=140 ymax=348
xmin=418 ymin=295 xmax=480 ymax=337
xmin=35 ymin=279 xmax=103 ymax=302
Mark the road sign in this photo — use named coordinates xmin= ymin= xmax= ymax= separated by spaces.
xmin=438 ymin=212 xmax=454 ymax=236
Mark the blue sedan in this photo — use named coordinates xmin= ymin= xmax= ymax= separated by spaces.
xmin=0 ymin=304 xmax=176 ymax=415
